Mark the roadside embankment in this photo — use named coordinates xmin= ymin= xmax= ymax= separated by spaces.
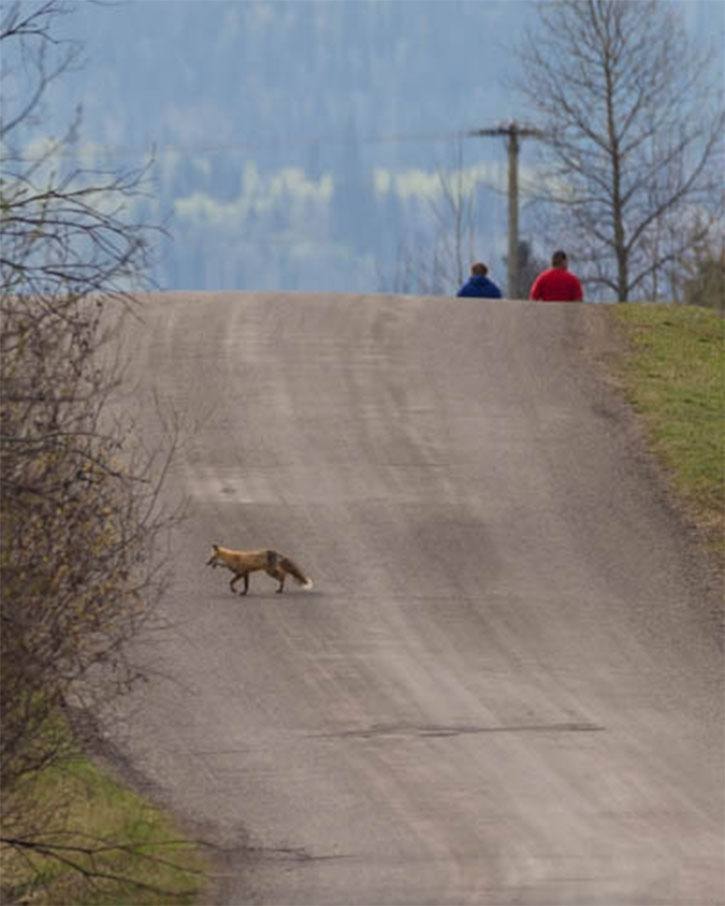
xmin=610 ymin=303 xmax=724 ymax=563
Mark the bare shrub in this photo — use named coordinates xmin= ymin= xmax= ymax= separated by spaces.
xmin=0 ymin=1 xmax=184 ymax=884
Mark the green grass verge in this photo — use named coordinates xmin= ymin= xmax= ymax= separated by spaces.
xmin=612 ymin=303 xmax=724 ymax=555
xmin=1 ymin=753 xmax=208 ymax=905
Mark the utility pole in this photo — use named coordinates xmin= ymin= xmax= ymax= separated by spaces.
xmin=468 ymin=122 xmax=543 ymax=298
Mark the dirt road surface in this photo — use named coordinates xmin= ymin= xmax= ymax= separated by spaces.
xmin=108 ymin=292 xmax=723 ymax=905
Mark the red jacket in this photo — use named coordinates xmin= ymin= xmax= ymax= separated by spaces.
xmin=529 ymin=268 xmax=583 ymax=302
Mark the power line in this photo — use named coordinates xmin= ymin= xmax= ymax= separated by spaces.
xmin=14 ymin=128 xmax=473 ymax=162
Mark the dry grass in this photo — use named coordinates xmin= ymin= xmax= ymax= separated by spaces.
xmin=612 ymin=303 xmax=724 ymax=556
xmin=1 ymin=752 xmax=208 ymax=905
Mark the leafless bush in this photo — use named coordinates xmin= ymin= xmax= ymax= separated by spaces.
xmin=0 ymin=0 xmax=181 ymax=876
xmin=676 ymin=235 xmax=725 ymax=310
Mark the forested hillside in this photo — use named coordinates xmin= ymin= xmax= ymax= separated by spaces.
xmin=25 ymin=0 xmax=717 ymax=293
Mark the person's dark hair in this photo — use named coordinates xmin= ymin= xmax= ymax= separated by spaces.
xmin=551 ymin=250 xmax=568 ymax=267
xmin=471 ymin=262 xmax=488 ymax=276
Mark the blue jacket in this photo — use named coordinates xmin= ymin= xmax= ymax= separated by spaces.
xmin=456 ymin=275 xmax=502 ymax=299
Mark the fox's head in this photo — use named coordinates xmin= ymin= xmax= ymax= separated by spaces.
xmin=206 ymin=544 xmax=220 ymax=567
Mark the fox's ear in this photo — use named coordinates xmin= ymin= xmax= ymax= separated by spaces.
xmin=212 ymin=544 xmax=219 ymax=551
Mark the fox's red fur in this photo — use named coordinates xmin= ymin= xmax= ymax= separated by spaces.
xmin=206 ymin=545 xmax=313 ymax=595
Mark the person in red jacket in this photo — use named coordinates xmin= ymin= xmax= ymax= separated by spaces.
xmin=529 ymin=250 xmax=583 ymax=302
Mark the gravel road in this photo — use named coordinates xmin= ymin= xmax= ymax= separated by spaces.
xmin=108 ymin=292 xmax=723 ymax=905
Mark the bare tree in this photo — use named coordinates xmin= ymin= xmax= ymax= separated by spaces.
xmin=1 ymin=2 xmax=186 ymax=891
xmin=516 ymin=0 xmax=724 ymax=301
xmin=381 ymin=139 xmax=483 ymax=296
xmin=427 ymin=139 xmax=479 ymax=291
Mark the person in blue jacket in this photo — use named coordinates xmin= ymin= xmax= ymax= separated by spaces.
xmin=456 ymin=262 xmax=502 ymax=298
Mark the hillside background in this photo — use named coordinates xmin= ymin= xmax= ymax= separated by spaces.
xmin=28 ymin=0 xmax=722 ymax=294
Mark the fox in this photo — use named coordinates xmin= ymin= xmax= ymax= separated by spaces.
xmin=206 ymin=544 xmax=313 ymax=595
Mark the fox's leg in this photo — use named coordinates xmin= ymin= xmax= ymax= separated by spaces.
xmin=229 ymin=572 xmax=249 ymax=595
xmin=266 ymin=566 xmax=285 ymax=593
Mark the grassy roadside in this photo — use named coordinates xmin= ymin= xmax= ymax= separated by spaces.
xmin=0 ymin=750 xmax=208 ymax=905
xmin=610 ymin=303 xmax=724 ymax=559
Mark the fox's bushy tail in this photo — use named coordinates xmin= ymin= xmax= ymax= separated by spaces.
xmin=280 ymin=556 xmax=313 ymax=589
